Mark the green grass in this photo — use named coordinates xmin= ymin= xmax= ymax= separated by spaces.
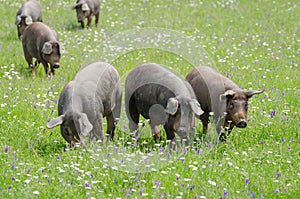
xmin=0 ymin=0 xmax=299 ymax=198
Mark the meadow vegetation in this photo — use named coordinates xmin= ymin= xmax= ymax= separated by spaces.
xmin=0 ymin=0 xmax=299 ymax=198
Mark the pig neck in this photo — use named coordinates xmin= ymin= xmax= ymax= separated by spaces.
xmin=223 ymin=77 xmax=243 ymax=92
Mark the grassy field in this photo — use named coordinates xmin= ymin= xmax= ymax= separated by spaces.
xmin=0 ymin=0 xmax=299 ymax=198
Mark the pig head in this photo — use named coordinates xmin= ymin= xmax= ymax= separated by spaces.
xmin=41 ymin=41 xmax=62 ymax=70
xmin=220 ymin=89 xmax=264 ymax=131
xmin=47 ymin=111 xmax=93 ymax=145
xmin=72 ymin=0 xmax=100 ymax=29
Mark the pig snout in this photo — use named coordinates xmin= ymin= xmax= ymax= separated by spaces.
xmin=236 ymin=119 xmax=247 ymax=128
xmin=52 ymin=63 xmax=60 ymax=69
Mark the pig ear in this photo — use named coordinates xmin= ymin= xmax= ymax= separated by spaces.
xmin=82 ymin=3 xmax=90 ymax=11
xmin=220 ymin=90 xmax=236 ymax=101
xmin=42 ymin=42 xmax=53 ymax=55
xmin=245 ymin=90 xmax=264 ymax=98
xmin=58 ymin=42 xmax=66 ymax=54
xmin=25 ymin=16 xmax=33 ymax=25
xmin=16 ymin=15 xmax=21 ymax=25
xmin=77 ymin=113 xmax=93 ymax=136
xmin=46 ymin=115 xmax=65 ymax=129
xmin=165 ymin=98 xmax=178 ymax=115
xmin=72 ymin=2 xmax=81 ymax=9
xmin=189 ymin=99 xmax=203 ymax=116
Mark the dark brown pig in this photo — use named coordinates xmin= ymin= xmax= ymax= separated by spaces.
xmin=72 ymin=0 xmax=100 ymax=29
xmin=22 ymin=22 xmax=63 ymax=76
xmin=186 ymin=66 xmax=264 ymax=140
xmin=47 ymin=62 xmax=122 ymax=145
xmin=125 ymin=63 xmax=203 ymax=148
xmin=15 ymin=0 xmax=43 ymax=39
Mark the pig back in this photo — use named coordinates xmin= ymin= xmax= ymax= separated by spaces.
xmin=186 ymin=66 xmax=228 ymax=116
xmin=70 ymin=62 xmax=121 ymax=115
xmin=126 ymin=63 xmax=195 ymax=115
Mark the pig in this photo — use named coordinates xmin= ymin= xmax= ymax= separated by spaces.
xmin=15 ymin=0 xmax=43 ymax=39
xmin=186 ymin=66 xmax=264 ymax=140
xmin=125 ymin=63 xmax=203 ymax=147
xmin=46 ymin=62 xmax=122 ymax=145
xmin=22 ymin=22 xmax=63 ymax=76
xmin=72 ymin=0 xmax=100 ymax=29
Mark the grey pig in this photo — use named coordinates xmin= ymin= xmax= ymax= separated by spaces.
xmin=72 ymin=0 xmax=100 ymax=29
xmin=47 ymin=62 xmax=122 ymax=145
xmin=186 ymin=66 xmax=264 ymax=140
xmin=125 ymin=63 xmax=203 ymax=147
xmin=15 ymin=0 xmax=43 ymax=39
xmin=22 ymin=22 xmax=63 ymax=76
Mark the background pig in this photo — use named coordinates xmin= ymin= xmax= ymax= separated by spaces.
xmin=46 ymin=62 xmax=122 ymax=145
xmin=125 ymin=63 xmax=203 ymax=147
xmin=186 ymin=66 xmax=264 ymax=140
xmin=22 ymin=22 xmax=63 ymax=76
xmin=15 ymin=0 xmax=43 ymax=39
xmin=72 ymin=0 xmax=100 ymax=29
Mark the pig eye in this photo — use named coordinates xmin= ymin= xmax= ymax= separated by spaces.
xmin=245 ymin=102 xmax=249 ymax=108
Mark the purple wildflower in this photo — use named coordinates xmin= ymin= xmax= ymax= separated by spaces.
xmin=12 ymin=176 xmax=15 ymax=181
xmin=8 ymin=186 xmax=12 ymax=190
xmin=156 ymin=180 xmax=161 ymax=186
xmin=259 ymin=193 xmax=263 ymax=198
xmin=250 ymin=191 xmax=255 ymax=198
xmin=245 ymin=179 xmax=250 ymax=184
xmin=291 ymin=137 xmax=295 ymax=142
xmin=259 ymin=140 xmax=263 ymax=144
xmin=281 ymin=138 xmax=285 ymax=142
xmin=270 ymin=110 xmax=275 ymax=117
xmin=274 ymin=188 xmax=278 ymax=194
xmin=276 ymin=173 xmax=280 ymax=178
xmin=57 ymin=156 xmax=61 ymax=160
xmin=224 ymin=191 xmax=228 ymax=197
xmin=4 ymin=146 xmax=8 ymax=153
xmin=85 ymin=183 xmax=90 ymax=187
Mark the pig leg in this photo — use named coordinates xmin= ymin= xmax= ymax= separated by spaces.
xmin=95 ymin=13 xmax=99 ymax=27
xmin=164 ymin=124 xmax=176 ymax=150
xmin=24 ymin=52 xmax=34 ymax=69
xmin=128 ymin=98 xmax=140 ymax=137
xmin=95 ymin=116 xmax=105 ymax=142
xmin=50 ymin=66 xmax=55 ymax=76
xmin=106 ymin=113 xmax=116 ymax=141
xmin=80 ymin=21 xmax=85 ymax=29
xmin=87 ymin=16 xmax=92 ymax=28
xmin=129 ymin=112 xmax=139 ymax=138
xmin=200 ymin=112 xmax=209 ymax=133
xmin=41 ymin=60 xmax=49 ymax=75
